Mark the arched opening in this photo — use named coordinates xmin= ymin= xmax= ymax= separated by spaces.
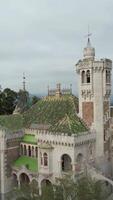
xmin=76 ymin=153 xmax=84 ymax=172
xmin=20 ymin=173 xmax=30 ymax=186
xmin=86 ymin=70 xmax=90 ymax=83
xmin=61 ymin=154 xmax=72 ymax=172
xmin=43 ymin=152 xmax=48 ymax=166
xmin=32 ymin=146 xmax=34 ymax=157
xmin=41 ymin=179 xmax=52 ymax=187
xmin=30 ymin=179 xmax=39 ymax=195
xmin=82 ymin=71 xmax=85 ymax=83
xmin=12 ymin=173 xmax=18 ymax=187
xmin=20 ymin=144 xmax=23 ymax=155
xmin=41 ymin=179 xmax=53 ymax=198
xmin=24 ymin=145 xmax=27 ymax=156
xmin=35 ymin=147 xmax=38 ymax=157
xmin=40 ymin=152 xmax=43 ymax=165
xmin=76 ymin=153 xmax=83 ymax=164
xmin=28 ymin=146 xmax=31 ymax=157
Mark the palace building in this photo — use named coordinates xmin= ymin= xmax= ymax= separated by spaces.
xmin=0 ymin=37 xmax=113 ymax=198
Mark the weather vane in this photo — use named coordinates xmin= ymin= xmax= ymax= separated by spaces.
xmin=85 ymin=25 xmax=92 ymax=39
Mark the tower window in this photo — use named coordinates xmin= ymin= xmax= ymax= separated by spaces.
xmin=86 ymin=70 xmax=90 ymax=83
xmin=106 ymin=70 xmax=110 ymax=84
xmin=40 ymin=152 xmax=43 ymax=165
xmin=43 ymin=152 xmax=48 ymax=166
xmin=81 ymin=71 xmax=85 ymax=83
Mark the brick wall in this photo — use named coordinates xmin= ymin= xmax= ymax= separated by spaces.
xmin=82 ymin=102 xmax=94 ymax=127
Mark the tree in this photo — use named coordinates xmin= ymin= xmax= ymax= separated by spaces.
xmin=12 ymin=175 xmax=105 ymax=200
xmin=40 ymin=184 xmax=54 ymax=200
xmin=0 ymin=88 xmax=17 ymax=115
xmin=76 ymin=176 xmax=103 ymax=200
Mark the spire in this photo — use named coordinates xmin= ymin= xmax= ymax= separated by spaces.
xmin=83 ymin=28 xmax=95 ymax=60
xmin=23 ymin=72 xmax=26 ymax=91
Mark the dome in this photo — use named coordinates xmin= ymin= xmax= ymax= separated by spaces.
xmin=83 ymin=38 xmax=95 ymax=60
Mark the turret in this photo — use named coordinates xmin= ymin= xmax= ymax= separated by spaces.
xmin=83 ymin=38 xmax=95 ymax=60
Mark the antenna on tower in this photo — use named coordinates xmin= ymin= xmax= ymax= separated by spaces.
xmin=23 ymin=72 xmax=26 ymax=91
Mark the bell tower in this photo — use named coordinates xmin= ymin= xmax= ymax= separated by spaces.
xmin=76 ymin=36 xmax=112 ymax=158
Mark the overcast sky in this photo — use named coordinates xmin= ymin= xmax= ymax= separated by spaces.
xmin=0 ymin=0 xmax=113 ymax=95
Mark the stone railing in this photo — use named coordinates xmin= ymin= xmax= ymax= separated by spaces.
xmin=37 ymin=130 xmax=96 ymax=146
xmin=24 ymin=128 xmax=96 ymax=146
xmin=73 ymin=132 xmax=96 ymax=146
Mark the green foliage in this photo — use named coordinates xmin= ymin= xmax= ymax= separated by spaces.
xmin=16 ymin=89 xmax=31 ymax=113
xmin=40 ymin=185 xmax=54 ymax=200
xmin=76 ymin=176 xmax=102 ymax=200
xmin=12 ymin=175 xmax=105 ymax=200
xmin=0 ymin=88 xmax=17 ymax=115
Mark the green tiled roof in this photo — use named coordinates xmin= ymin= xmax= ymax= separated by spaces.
xmin=0 ymin=95 xmax=88 ymax=135
xmin=23 ymin=95 xmax=88 ymax=135
xmin=22 ymin=134 xmax=37 ymax=144
xmin=0 ymin=114 xmax=23 ymax=131
xmin=13 ymin=156 xmax=38 ymax=172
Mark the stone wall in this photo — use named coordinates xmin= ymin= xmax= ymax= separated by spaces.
xmin=6 ymin=139 xmax=20 ymax=177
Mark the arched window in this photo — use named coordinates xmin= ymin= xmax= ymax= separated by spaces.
xmin=86 ymin=70 xmax=90 ymax=83
xmin=43 ymin=153 xmax=48 ymax=166
xmin=82 ymin=71 xmax=85 ymax=83
xmin=76 ymin=153 xmax=83 ymax=164
xmin=106 ymin=70 xmax=110 ymax=83
xmin=35 ymin=147 xmax=38 ymax=158
xmin=28 ymin=146 xmax=31 ymax=157
xmin=61 ymin=154 xmax=72 ymax=172
xmin=40 ymin=152 xmax=43 ymax=165
xmin=32 ymin=146 xmax=34 ymax=157
xmin=20 ymin=144 xmax=23 ymax=155
xmin=24 ymin=145 xmax=27 ymax=156
xmin=75 ymin=153 xmax=83 ymax=172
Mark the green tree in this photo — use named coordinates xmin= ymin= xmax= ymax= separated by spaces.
xmin=12 ymin=175 xmax=105 ymax=200
xmin=76 ymin=176 xmax=104 ymax=200
xmin=40 ymin=184 xmax=54 ymax=200
xmin=0 ymin=88 xmax=17 ymax=115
